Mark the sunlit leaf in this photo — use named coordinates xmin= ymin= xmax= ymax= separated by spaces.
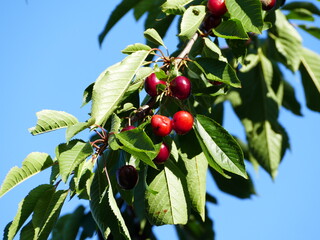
xmin=179 ymin=5 xmax=206 ymax=39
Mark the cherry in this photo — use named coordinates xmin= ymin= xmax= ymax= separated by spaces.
xmin=202 ymin=14 xmax=222 ymax=34
xmin=151 ymin=115 xmax=172 ymax=137
xmin=170 ymin=76 xmax=191 ymax=100
xmin=207 ymin=0 xmax=227 ymax=17
xmin=172 ymin=111 xmax=194 ymax=135
xmin=261 ymin=0 xmax=276 ymax=10
xmin=153 ymin=143 xmax=170 ymax=164
xmin=121 ymin=126 xmax=136 ymax=132
xmin=209 ymin=80 xmax=223 ymax=86
xmin=145 ymin=73 xmax=166 ymax=97
xmin=116 ymin=165 xmax=139 ymax=190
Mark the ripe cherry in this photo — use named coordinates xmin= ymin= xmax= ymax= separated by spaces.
xmin=121 ymin=126 xmax=136 ymax=132
xmin=151 ymin=115 xmax=172 ymax=137
xmin=172 ymin=111 xmax=194 ymax=135
xmin=209 ymin=80 xmax=223 ymax=86
xmin=153 ymin=143 xmax=170 ymax=164
xmin=170 ymin=76 xmax=191 ymax=100
xmin=116 ymin=165 xmax=139 ymax=190
xmin=207 ymin=0 xmax=227 ymax=17
xmin=202 ymin=14 xmax=222 ymax=34
xmin=261 ymin=0 xmax=276 ymax=11
xmin=145 ymin=73 xmax=166 ymax=97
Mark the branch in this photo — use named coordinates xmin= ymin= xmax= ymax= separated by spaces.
xmin=175 ymin=32 xmax=199 ymax=66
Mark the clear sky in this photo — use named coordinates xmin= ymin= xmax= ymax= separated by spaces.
xmin=0 ymin=1 xmax=320 ymax=240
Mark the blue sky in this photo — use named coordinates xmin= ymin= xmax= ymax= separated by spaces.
xmin=1 ymin=1 xmax=320 ymax=239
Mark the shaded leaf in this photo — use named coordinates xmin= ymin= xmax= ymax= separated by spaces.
xmin=81 ymin=82 xmax=94 ymax=107
xmin=282 ymin=1 xmax=320 ymax=15
xmin=282 ymin=80 xmax=302 ymax=116
xmin=212 ymin=19 xmax=249 ymax=40
xmin=161 ymin=0 xmax=194 ymax=15
xmin=144 ymin=28 xmax=166 ymax=48
xmin=66 ymin=120 xmax=92 ymax=142
xmin=298 ymin=25 xmax=320 ymax=39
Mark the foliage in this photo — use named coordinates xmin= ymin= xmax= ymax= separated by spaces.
xmin=1 ymin=0 xmax=320 ymax=239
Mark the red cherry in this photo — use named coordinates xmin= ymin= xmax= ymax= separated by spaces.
xmin=209 ymin=80 xmax=223 ymax=86
xmin=172 ymin=111 xmax=194 ymax=135
xmin=145 ymin=73 xmax=166 ymax=97
xmin=202 ymin=14 xmax=222 ymax=33
xmin=153 ymin=143 xmax=170 ymax=164
xmin=151 ymin=115 xmax=172 ymax=137
xmin=116 ymin=165 xmax=139 ymax=190
xmin=261 ymin=0 xmax=276 ymax=10
xmin=170 ymin=76 xmax=191 ymax=100
xmin=207 ymin=0 xmax=227 ymax=17
xmin=121 ymin=126 xmax=136 ymax=132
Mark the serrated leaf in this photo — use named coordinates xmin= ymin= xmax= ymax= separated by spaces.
xmin=116 ymin=128 xmax=159 ymax=168
xmin=202 ymin=37 xmax=226 ymax=61
xmin=122 ymin=43 xmax=152 ymax=54
xmin=66 ymin=120 xmax=93 ymax=142
xmin=179 ymin=5 xmax=206 ymax=39
xmin=28 ymin=110 xmax=78 ymax=135
xmin=4 ymin=184 xmax=54 ymax=240
xmin=91 ymin=50 xmax=150 ymax=126
xmin=0 ymin=152 xmax=54 ymax=197
xmin=188 ymin=57 xmax=241 ymax=88
xmin=161 ymin=0 xmax=193 ymax=15
xmin=108 ymin=114 xmax=122 ymax=150
xmin=20 ymin=221 xmax=35 ymax=240
xmin=225 ymin=0 xmax=263 ymax=34
xmin=144 ymin=28 xmax=166 ymax=48
xmin=212 ymin=19 xmax=249 ymax=40
xmin=32 ymin=189 xmax=68 ymax=240
xmin=300 ymin=47 xmax=320 ymax=112
xmin=56 ymin=139 xmax=93 ymax=183
xmin=72 ymin=159 xmax=94 ymax=199
xmin=180 ymin=151 xmax=207 ymax=220
xmin=99 ymin=0 xmax=143 ymax=45
xmin=194 ymin=115 xmax=247 ymax=179
xmin=90 ymin=159 xmax=131 ymax=240
xmin=269 ymin=11 xmax=302 ymax=72
xmin=145 ymin=161 xmax=188 ymax=225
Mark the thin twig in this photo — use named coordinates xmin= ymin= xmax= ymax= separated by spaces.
xmin=175 ymin=32 xmax=199 ymax=67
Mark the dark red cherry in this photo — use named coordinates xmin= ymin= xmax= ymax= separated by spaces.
xmin=207 ymin=0 xmax=227 ymax=17
xmin=153 ymin=143 xmax=170 ymax=164
xmin=170 ymin=76 xmax=191 ymax=100
xmin=116 ymin=165 xmax=139 ymax=190
xmin=145 ymin=73 xmax=166 ymax=97
xmin=261 ymin=0 xmax=276 ymax=11
xmin=203 ymin=14 xmax=222 ymax=33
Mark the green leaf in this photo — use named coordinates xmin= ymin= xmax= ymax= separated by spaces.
xmin=108 ymin=114 xmax=122 ymax=150
xmin=202 ymin=37 xmax=226 ymax=61
xmin=282 ymin=1 xmax=320 ymax=15
xmin=71 ymin=159 xmax=94 ymax=199
xmin=90 ymin=159 xmax=131 ymax=240
xmin=56 ymin=139 xmax=93 ymax=183
xmin=282 ymin=80 xmax=302 ymax=116
xmin=144 ymin=28 xmax=166 ymax=48
xmin=134 ymin=0 xmax=154 ymax=20
xmin=4 ymin=184 xmax=54 ymax=240
xmin=61 ymin=206 xmax=85 ymax=240
xmin=212 ymin=19 xmax=249 ymax=40
xmin=180 ymin=151 xmax=207 ymax=220
xmin=225 ymin=0 xmax=263 ymax=34
xmin=0 ymin=152 xmax=54 ymax=197
xmin=28 ymin=110 xmax=78 ymax=135
xmin=269 ymin=11 xmax=302 ymax=72
xmin=81 ymin=82 xmax=94 ymax=107
xmin=194 ymin=115 xmax=247 ymax=179
xmin=286 ymin=9 xmax=315 ymax=21
xmin=91 ymin=50 xmax=150 ymax=126
xmin=66 ymin=120 xmax=93 ymax=142
xmin=188 ymin=57 xmax=241 ymax=88
xmin=98 ymin=0 xmax=143 ymax=45
xmin=210 ymin=168 xmax=256 ymax=199
xmin=122 ymin=43 xmax=152 ymax=54
xmin=179 ymin=5 xmax=206 ymax=40
xmin=116 ymin=128 xmax=160 ymax=168
xmin=20 ymin=221 xmax=35 ymax=240
xmin=145 ymin=161 xmax=188 ymax=225
xmin=300 ymin=47 xmax=320 ymax=112
xmin=298 ymin=25 xmax=320 ymax=39
xmin=161 ymin=0 xmax=194 ymax=15
xmin=31 ymin=189 xmax=68 ymax=240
